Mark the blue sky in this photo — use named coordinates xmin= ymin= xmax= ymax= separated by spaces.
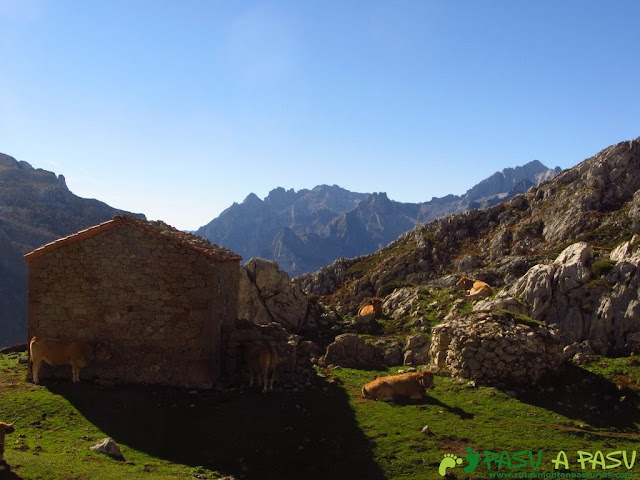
xmin=1 ymin=1 xmax=639 ymax=231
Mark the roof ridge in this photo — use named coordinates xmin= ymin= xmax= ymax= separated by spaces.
xmin=24 ymin=215 xmax=241 ymax=263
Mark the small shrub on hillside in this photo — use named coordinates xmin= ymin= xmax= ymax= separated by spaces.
xmin=590 ymin=258 xmax=616 ymax=278
xmin=376 ymin=281 xmax=413 ymax=299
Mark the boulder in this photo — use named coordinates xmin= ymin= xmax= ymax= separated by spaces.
xmin=352 ymin=316 xmax=383 ymax=335
xmin=239 ymin=258 xmax=309 ymax=332
xmin=238 ymin=267 xmax=272 ymax=325
xmin=562 ymin=340 xmax=603 ymax=359
xmin=403 ymin=334 xmax=430 ymax=366
xmin=382 ymin=287 xmax=420 ymax=320
xmin=90 ymin=438 xmax=124 ymax=461
xmin=376 ymin=338 xmax=404 ymax=366
xmin=322 ymin=334 xmax=381 ymax=369
xmin=321 ymin=334 xmax=404 ymax=368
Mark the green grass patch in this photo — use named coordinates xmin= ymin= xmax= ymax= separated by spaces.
xmin=589 ymin=258 xmax=616 ymax=278
xmin=2 ymin=352 xmax=640 ymax=479
xmin=329 ymin=359 xmax=640 ymax=479
xmin=497 ymin=309 xmax=545 ymax=327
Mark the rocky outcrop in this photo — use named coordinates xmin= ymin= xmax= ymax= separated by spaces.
xmin=382 ymin=287 xmax=421 ymax=320
xmin=321 ymin=334 xmax=404 ymax=369
xmin=322 ymin=334 xmax=380 ymax=369
xmin=403 ymin=334 xmax=430 ymax=366
xmin=239 ymin=258 xmax=310 ymax=332
xmin=430 ymin=311 xmax=563 ymax=386
xmin=476 ymin=239 xmax=640 ymax=354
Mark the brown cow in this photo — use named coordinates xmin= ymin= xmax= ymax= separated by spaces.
xmin=362 ymin=371 xmax=435 ymax=402
xmin=456 ymin=276 xmax=493 ymax=298
xmin=29 ymin=336 xmax=110 ymax=384
xmin=358 ymin=297 xmax=383 ymax=318
xmin=243 ymin=342 xmax=278 ymax=392
xmin=0 ymin=421 xmax=16 ymax=464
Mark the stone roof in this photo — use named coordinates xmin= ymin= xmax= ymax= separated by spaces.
xmin=24 ymin=215 xmax=242 ymax=263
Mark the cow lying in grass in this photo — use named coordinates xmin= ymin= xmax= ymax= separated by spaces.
xmin=358 ymin=297 xmax=383 ymax=318
xmin=456 ymin=276 xmax=493 ymax=298
xmin=243 ymin=342 xmax=279 ymax=392
xmin=29 ymin=336 xmax=110 ymax=384
xmin=362 ymin=371 xmax=435 ymax=402
xmin=0 ymin=420 xmax=16 ymax=465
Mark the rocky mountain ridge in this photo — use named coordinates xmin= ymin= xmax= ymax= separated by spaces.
xmin=297 ymin=137 xmax=640 ymax=365
xmin=197 ymin=161 xmax=560 ymax=276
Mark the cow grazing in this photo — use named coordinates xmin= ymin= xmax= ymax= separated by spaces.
xmin=29 ymin=336 xmax=110 ymax=384
xmin=362 ymin=371 xmax=435 ymax=402
xmin=358 ymin=297 xmax=383 ymax=318
xmin=243 ymin=342 xmax=278 ymax=392
xmin=456 ymin=276 xmax=493 ymax=298
xmin=0 ymin=421 xmax=16 ymax=464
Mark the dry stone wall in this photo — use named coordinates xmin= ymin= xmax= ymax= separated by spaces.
xmin=430 ymin=311 xmax=563 ymax=386
xmin=27 ymin=222 xmax=239 ymax=388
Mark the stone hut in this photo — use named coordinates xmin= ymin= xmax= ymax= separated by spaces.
xmin=24 ymin=215 xmax=241 ymax=389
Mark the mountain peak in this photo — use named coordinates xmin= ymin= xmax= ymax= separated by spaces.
xmin=463 ymin=160 xmax=560 ymax=204
xmin=242 ymin=192 xmax=263 ymax=205
xmin=197 ymin=160 xmax=563 ymax=276
xmin=264 ymin=187 xmax=300 ymax=210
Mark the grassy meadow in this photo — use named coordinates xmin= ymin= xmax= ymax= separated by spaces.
xmin=1 ymin=350 xmax=639 ymax=480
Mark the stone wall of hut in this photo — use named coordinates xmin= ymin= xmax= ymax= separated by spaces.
xmin=27 ymin=222 xmax=239 ymax=388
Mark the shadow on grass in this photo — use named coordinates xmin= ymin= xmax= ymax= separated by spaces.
xmin=47 ymin=379 xmax=387 ymax=480
xmin=390 ymin=395 xmax=474 ymax=420
xmin=517 ymin=363 xmax=640 ymax=431
xmin=0 ymin=465 xmax=23 ymax=480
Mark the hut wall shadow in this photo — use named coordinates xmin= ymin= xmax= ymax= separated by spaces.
xmin=47 ymin=379 xmax=386 ymax=480
xmin=516 ymin=363 xmax=639 ymax=431
xmin=389 ymin=395 xmax=474 ymax=420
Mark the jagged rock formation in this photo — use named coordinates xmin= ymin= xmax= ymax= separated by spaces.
xmin=430 ymin=311 xmax=563 ymax=386
xmin=238 ymin=257 xmax=311 ymax=332
xmin=476 ymin=239 xmax=640 ymax=354
xmin=197 ymin=161 xmax=559 ymax=276
xmin=299 ymin=138 xmax=640 ymax=328
xmin=0 ymin=153 xmax=143 ymax=347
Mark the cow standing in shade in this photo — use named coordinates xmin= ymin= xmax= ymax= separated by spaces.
xmin=243 ymin=342 xmax=279 ymax=393
xmin=29 ymin=336 xmax=111 ymax=384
